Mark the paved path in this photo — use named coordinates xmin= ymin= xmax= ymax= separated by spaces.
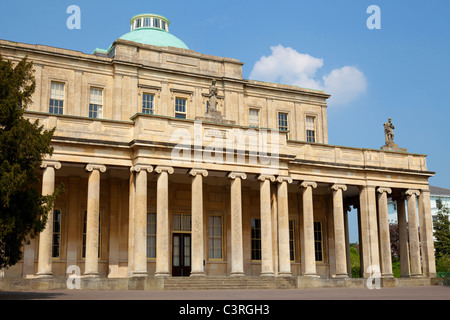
xmin=1 ymin=285 xmax=449 ymax=300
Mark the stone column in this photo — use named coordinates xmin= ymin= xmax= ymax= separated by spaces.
xmin=405 ymin=189 xmax=423 ymax=278
xmin=84 ymin=164 xmax=106 ymax=277
xmin=418 ymin=190 xmax=437 ymax=278
xmin=331 ymin=184 xmax=349 ymax=278
xmin=376 ymin=187 xmax=394 ymax=278
xmin=299 ymin=181 xmax=318 ymax=278
xmin=258 ymin=174 xmax=275 ymax=276
xmin=128 ymin=168 xmax=136 ymax=277
xmin=228 ymin=172 xmax=246 ymax=276
xmin=36 ymin=160 xmax=61 ymax=279
xmin=395 ymin=197 xmax=410 ymax=278
xmin=132 ymin=165 xmax=153 ymax=278
xmin=358 ymin=185 xmax=379 ymax=278
xmin=155 ymin=166 xmax=174 ymax=277
xmin=276 ymin=175 xmax=292 ymax=277
xmin=189 ymin=168 xmax=208 ymax=277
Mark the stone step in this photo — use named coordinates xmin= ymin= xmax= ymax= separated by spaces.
xmin=163 ymin=276 xmax=297 ymax=290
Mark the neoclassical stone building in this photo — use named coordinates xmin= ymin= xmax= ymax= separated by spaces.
xmin=0 ymin=13 xmax=437 ymax=287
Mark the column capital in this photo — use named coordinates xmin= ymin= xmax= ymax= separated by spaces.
xmin=299 ymin=180 xmax=317 ymax=189
xmin=155 ymin=166 xmax=174 ymax=174
xmin=41 ymin=160 xmax=61 ymax=170
xmin=377 ymin=187 xmax=392 ymax=194
xmin=331 ymin=183 xmax=347 ymax=192
xmin=257 ymin=174 xmax=275 ymax=182
xmin=228 ymin=171 xmax=247 ymax=180
xmin=404 ymin=189 xmax=420 ymax=197
xmin=189 ymin=168 xmax=208 ymax=177
xmin=276 ymin=175 xmax=293 ymax=183
xmin=85 ymin=163 xmax=106 ymax=173
xmin=130 ymin=164 xmax=153 ymax=173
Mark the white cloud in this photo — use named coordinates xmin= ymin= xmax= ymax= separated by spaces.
xmin=249 ymin=45 xmax=367 ymax=106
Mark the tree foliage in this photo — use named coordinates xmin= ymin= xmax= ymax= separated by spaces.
xmin=434 ymin=199 xmax=450 ymax=272
xmin=0 ymin=54 xmax=60 ymax=269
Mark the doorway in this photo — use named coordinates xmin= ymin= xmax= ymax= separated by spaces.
xmin=172 ymin=233 xmax=191 ymax=276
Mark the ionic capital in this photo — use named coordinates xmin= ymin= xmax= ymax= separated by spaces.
xmin=257 ymin=174 xmax=275 ymax=182
xmin=377 ymin=187 xmax=392 ymax=194
xmin=299 ymin=180 xmax=317 ymax=189
xmin=276 ymin=175 xmax=293 ymax=184
xmin=189 ymin=168 xmax=208 ymax=177
xmin=404 ymin=189 xmax=420 ymax=197
xmin=331 ymin=183 xmax=347 ymax=192
xmin=155 ymin=166 xmax=174 ymax=174
xmin=41 ymin=160 xmax=61 ymax=170
xmin=85 ymin=163 xmax=106 ymax=173
xmin=227 ymin=172 xmax=247 ymax=180
xmin=130 ymin=164 xmax=154 ymax=173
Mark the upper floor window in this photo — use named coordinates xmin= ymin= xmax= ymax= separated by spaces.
xmin=175 ymin=97 xmax=187 ymax=119
xmin=89 ymin=88 xmax=103 ymax=119
xmin=49 ymin=82 xmax=64 ymax=115
xmin=142 ymin=93 xmax=154 ymax=114
xmin=306 ymin=116 xmax=316 ymax=143
xmin=278 ymin=112 xmax=288 ymax=132
xmin=249 ymin=108 xmax=259 ymax=128
xmin=153 ymin=18 xmax=161 ymax=28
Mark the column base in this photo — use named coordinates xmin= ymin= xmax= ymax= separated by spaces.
xmin=155 ymin=272 xmax=171 ymax=278
xmin=230 ymin=272 xmax=245 ymax=277
xmin=335 ymin=274 xmax=349 ymax=279
xmin=190 ymin=271 xmax=206 ymax=277
xmin=260 ymin=272 xmax=275 ymax=277
xmin=411 ymin=273 xmax=424 ymax=278
xmin=277 ymin=272 xmax=292 ymax=277
xmin=303 ymin=273 xmax=319 ymax=279
xmin=83 ymin=273 xmax=99 ymax=279
xmin=35 ymin=273 xmax=53 ymax=280
xmin=132 ymin=271 xmax=149 ymax=278
xmin=381 ymin=273 xmax=394 ymax=279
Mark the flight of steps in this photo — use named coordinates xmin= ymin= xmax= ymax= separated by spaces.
xmin=163 ymin=276 xmax=297 ymax=290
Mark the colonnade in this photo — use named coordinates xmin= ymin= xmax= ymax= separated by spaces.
xmin=35 ymin=161 xmax=436 ymax=279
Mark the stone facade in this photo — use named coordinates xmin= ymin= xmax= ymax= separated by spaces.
xmin=0 ymin=27 xmax=437 ymax=286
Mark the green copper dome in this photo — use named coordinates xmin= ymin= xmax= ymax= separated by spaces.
xmin=119 ymin=13 xmax=189 ymax=49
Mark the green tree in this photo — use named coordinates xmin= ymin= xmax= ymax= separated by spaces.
xmin=0 ymin=55 xmax=61 ymax=269
xmin=434 ymin=199 xmax=450 ymax=272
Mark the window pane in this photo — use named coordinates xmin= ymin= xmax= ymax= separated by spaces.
xmin=147 ymin=212 xmax=156 ymax=258
xmin=208 ymin=216 xmax=222 ymax=259
xmin=142 ymin=93 xmax=154 ymax=114
xmin=175 ymin=98 xmax=187 ymax=119
xmin=278 ymin=112 xmax=288 ymax=131
xmin=249 ymin=109 xmax=259 ymax=127
xmin=251 ymin=218 xmax=261 ymax=260
xmin=49 ymin=82 xmax=64 ymax=114
xmin=52 ymin=209 xmax=61 ymax=258
xmin=314 ymin=222 xmax=323 ymax=262
xmin=306 ymin=116 xmax=316 ymax=142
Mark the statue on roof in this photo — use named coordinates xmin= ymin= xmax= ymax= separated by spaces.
xmin=381 ymin=117 xmax=407 ymax=152
xmin=384 ymin=118 xmax=395 ymax=146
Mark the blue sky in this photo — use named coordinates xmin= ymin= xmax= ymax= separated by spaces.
xmin=1 ymin=1 xmax=449 ymax=241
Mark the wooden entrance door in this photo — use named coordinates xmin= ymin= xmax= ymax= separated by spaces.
xmin=172 ymin=233 xmax=191 ymax=276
